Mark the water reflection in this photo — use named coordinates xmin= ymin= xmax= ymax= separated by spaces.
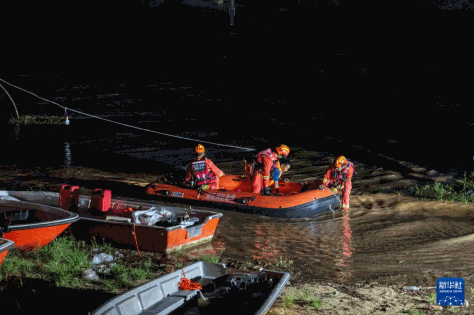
xmin=64 ymin=142 xmax=72 ymax=168
xmin=335 ymin=211 xmax=354 ymax=282
xmin=251 ymin=221 xmax=281 ymax=263
xmin=14 ymin=124 xmax=20 ymax=141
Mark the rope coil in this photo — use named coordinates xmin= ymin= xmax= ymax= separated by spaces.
xmin=178 ymin=269 xmax=203 ymax=290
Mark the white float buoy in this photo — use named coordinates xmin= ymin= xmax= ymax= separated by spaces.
xmin=65 ymin=116 xmax=70 ymax=125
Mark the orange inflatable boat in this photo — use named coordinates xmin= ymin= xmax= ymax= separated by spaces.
xmin=145 ymin=175 xmax=341 ymax=218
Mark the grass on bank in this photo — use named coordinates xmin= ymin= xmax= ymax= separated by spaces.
xmin=280 ymin=287 xmax=323 ymax=311
xmin=0 ymin=234 xmax=166 ymax=292
xmin=9 ymin=115 xmax=67 ymax=125
xmin=377 ymin=171 xmax=474 ymax=204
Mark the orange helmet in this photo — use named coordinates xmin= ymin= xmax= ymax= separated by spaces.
xmin=335 ymin=156 xmax=348 ymax=167
xmin=276 ymin=144 xmax=290 ymax=157
xmin=195 ymin=144 xmax=205 ymax=154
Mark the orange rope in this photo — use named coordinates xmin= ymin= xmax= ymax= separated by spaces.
xmin=132 ymin=223 xmax=142 ymax=256
xmin=178 ymin=269 xmax=202 ymax=290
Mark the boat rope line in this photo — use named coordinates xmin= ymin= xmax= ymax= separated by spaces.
xmin=0 ymin=82 xmax=20 ymax=120
xmin=0 ymin=78 xmax=255 ymax=152
xmin=132 ymin=223 xmax=142 ymax=256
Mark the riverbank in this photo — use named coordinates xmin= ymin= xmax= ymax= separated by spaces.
xmin=1 ymin=149 xmax=474 ymax=314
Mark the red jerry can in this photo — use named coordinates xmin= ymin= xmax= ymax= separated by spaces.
xmin=90 ymin=189 xmax=112 ymax=212
xmin=59 ymin=185 xmax=81 ymax=211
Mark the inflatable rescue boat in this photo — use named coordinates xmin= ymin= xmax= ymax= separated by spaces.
xmin=145 ymin=175 xmax=340 ymax=218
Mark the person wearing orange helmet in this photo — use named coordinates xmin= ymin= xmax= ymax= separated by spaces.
xmin=248 ymin=144 xmax=291 ymax=195
xmin=185 ymin=144 xmax=225 ymax=190
xmin=318 ymin=156 xmax=354 ymax=210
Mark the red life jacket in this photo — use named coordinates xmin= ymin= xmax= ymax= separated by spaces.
xmin=192 ymin=159 xmax=217 ymax=186
xmin=334 ymin=162 xmax=354 ymax=189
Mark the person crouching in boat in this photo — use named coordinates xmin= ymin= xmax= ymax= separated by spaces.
xmin=245 ymin=144 xmax=290 ymax=182
xmin=185 ymin=144 xmax=225 ymax=190
xmin=251 ymin=148 xmax=291 ymax=195
xmin=318 ymin=156 xmax=354 ymax=210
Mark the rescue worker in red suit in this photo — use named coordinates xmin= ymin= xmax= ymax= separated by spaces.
xmin=185 ymin=144 xmax=224 ymax=190
xmin=318 ymin=156 xmax=354 ymax=210
xmin=250 ymin=145 xmax=290 ymax=195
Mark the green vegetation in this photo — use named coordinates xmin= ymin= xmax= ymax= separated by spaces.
xmin=425 ymin=292 xmax=436 ymax=304
xmin=273 ymin=256 xmax=294 ymax=269
xmin=242 ymin=261 xmax=253 ymax=269
xmin=280 ymin=287 xmax=323 ymax=311
xmin=200 ymin=255 xmax=220 ymax=264
xmin=91 ymin=236 xmax=115 ymax=254
xmin=9 ymin=115 xmax=68 ymax=125
xmin=0 ymin=235 xmax=166 ymax=293
xmin=0 ymin=256 xmax=34 ymax=284
xmin=311 ymin=297 xmax=322 ymax=310
xmin=282 ymin=289 xmax=297 ymax=308
xmin=409 ymin=311 xmax=427 ymax=315
xmin=39 ymin=235 xmax=92 ymax=286
xmin=385 ymin=172 xmax=474 ymax=204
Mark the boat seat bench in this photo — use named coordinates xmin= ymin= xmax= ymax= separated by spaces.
xmin=107 ymin=290 xmax=200 ymax=315
xmin=140 ymin=290 xmax=199 ymax=314
xmin=139 ymin=296 xmax=185 ymax=315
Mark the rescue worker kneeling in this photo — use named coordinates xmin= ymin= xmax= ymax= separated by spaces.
xmin=185 ymin=144 xmax=224 ymax=190
xmin=253 ymin=159 xmax=291 ymax=196
xmin=318 ymin=156 xmax=354 ymax=210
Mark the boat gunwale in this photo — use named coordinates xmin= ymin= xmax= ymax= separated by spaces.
xmin=0 ymin=199 xmax=80 ymax=231
xmin=0 ymin=238 xmax=15 ymax=252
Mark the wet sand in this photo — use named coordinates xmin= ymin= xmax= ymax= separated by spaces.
xmin=1 ymin=148 xmax=473 ymax=314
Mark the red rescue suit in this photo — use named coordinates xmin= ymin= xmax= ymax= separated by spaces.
xmin=321 ymin=163 xmax=354 ymax=210
xmin=251 ymin=152 xmax=280 ymax=194
xmin=185 ymin=158 xmax=224 ymax=190
xmin=245 ymin=148 xmax=274 ymax=182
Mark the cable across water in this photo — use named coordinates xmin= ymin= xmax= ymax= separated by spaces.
xmin=0 ymin=77 xmax=255 ymax=152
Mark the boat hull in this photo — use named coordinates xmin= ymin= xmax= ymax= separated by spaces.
xmin=145 ymin=175 xmax=341 ymax=218
xmin=3 ymin=191 xmax=223 ymax=253
xmin=3 ymin=224 xmax=72 ymax=251
xmin=0 ymin=238 xmax=15 ymax=266
xmin=0 ymin=194 xmax=79 ymax=251
xmin=70 ymin=213 xmax=221 ymax=253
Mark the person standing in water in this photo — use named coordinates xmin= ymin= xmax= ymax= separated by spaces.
xmin=319 ymin=156 xmax=354 ymax=210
